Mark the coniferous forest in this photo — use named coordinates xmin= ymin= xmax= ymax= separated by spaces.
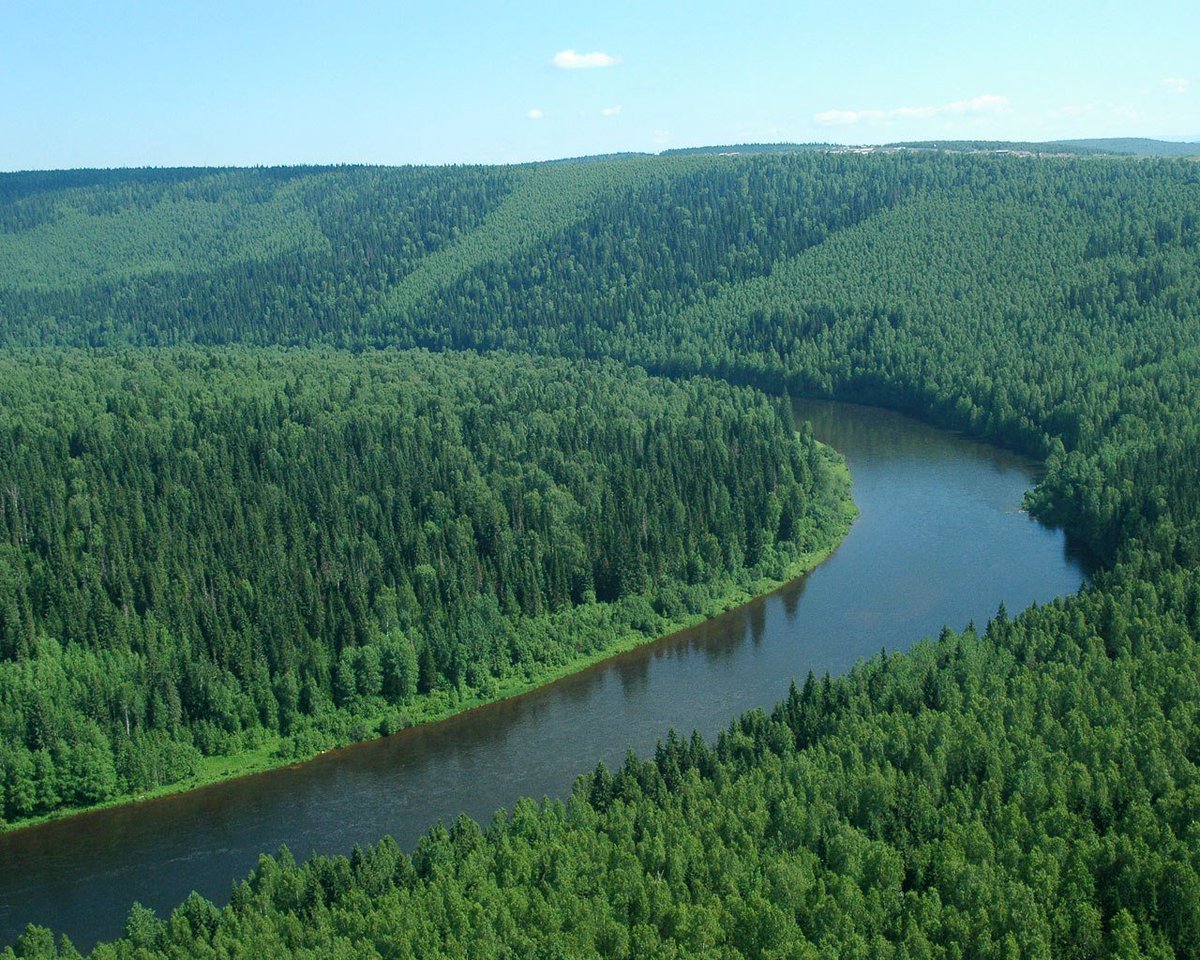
xmin=0 ymin=348 xmax=848 ymax=823
xmin=3 ymin=149 xmax=1200 ymax=957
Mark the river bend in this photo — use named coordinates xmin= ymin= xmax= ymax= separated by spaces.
xmin=0 ymin=400 xmax=1091 ymax=949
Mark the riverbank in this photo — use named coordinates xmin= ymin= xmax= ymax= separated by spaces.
xmin=1 ymin=397 xmax=1090 ymax=951
xmin=1 ymin=442 xmax=856 ymax=835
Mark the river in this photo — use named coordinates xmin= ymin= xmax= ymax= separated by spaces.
xmin=0 ymin=400 xmax=1091 ymax=949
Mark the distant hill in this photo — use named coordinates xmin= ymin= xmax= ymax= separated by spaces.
xmin=659 ymin=142 xmax=836 ymax=156
xmin=889 ymin=138 xmax=1200 ymax=157
xmin=546 ymin=151 xmax=653 ymax=165
xmin=663 ymin=138 xmax=1200 ymax=159
xmin=885 ymin=139 xmax=1100 ymax=155
xmin=1049 ymin=137 xmax=1200 ymax=156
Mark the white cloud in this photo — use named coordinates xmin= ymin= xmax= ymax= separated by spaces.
xmin=552 ymin=49 xmax=622 ymax=69
xmin=652 ymin=129 xmax=671 ymax=145
xmin=527 ymin=108 xmax=545 ymax=120
xmin=815 ymin=94 xmax=1010 ymax=127
xmin=1163 ymin=77 xmax=1189 ymax=95
xmin=601 ymin=105 xmax=622 ymax=116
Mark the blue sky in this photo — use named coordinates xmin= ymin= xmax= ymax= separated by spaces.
xmin=2 ymin=0 xmax=1197 ymax=170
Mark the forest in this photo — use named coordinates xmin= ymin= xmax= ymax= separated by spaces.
xmin=0 ymin=348 xmax=849 ymax=824
xmin=1 ymin=148 xmax=1199 ymax=956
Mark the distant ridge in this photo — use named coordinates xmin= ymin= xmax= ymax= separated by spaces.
xmin=892 ymin=138 xmax=1200 ymax=157
xmin=1049 ymin=137 xmax=1200 ymax=157
xmin=659 ymin=138 xmax=1200 ymax=158
xmin=545 ymin=151 xmax=654 ymax=165
xmin=883 ymin=140 xmax=1100 ymax=155
xmin=658 ymin=142 xmax=836 ymax=157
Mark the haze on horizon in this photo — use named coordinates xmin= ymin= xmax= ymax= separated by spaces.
xmin=2 ymin=0 xmax=1198 ymax=171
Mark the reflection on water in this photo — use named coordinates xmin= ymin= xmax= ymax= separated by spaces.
xmin=0 ymin=401 xmax=1091 ymax=950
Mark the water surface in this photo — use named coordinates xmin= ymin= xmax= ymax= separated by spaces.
xmin=0 ymin=400 xmax=1091 ymax=949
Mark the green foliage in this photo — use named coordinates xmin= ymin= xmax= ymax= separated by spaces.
xmin=6 ymin=152 xmax=1198 ymax=570
xmin=4 ymin=149 xmax=1200 ymax=956
xmin=0 ymin=163 xmax=519 ymax=343
xmin=0 ymin=154 xmax=906 ymax=349
xmin=0 ymin=347 xmax=839 ymax=821
xmin=8 ymin=570 xmax=1198 ymax=958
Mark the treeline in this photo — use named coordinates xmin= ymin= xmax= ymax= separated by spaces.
xmin=0 ymin=348 xmax=847 ymax=824
xmin=10 ymin=565 xmax=1200 ymax=958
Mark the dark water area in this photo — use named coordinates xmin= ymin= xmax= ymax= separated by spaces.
xmin=0 ymin=400 xmax=1091 ymax=950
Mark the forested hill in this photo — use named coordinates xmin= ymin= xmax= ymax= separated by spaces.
xmin=3 ymin=152 xmax=1199 ymax=564
xmin=4 ymin=150 xmax=1200 ymax=957
xmin=1051 ymin=138 xmax=1200 ymax=157
xmin=882 ymin=138 xmax=1200 ymax=156
xmin=0 ymin=349 xmax=850 ymax=826
xmin=663 ymin=139 xmax=1200 ymax=157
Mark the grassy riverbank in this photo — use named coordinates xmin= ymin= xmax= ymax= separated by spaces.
xmin=2 ymin=443 xmax=855 ymax=834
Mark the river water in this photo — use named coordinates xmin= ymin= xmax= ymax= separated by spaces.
xmin=0 ymin=400 xmax=1091 ymax=949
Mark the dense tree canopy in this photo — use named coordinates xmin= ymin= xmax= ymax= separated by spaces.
xmin=8 ymin=568 xmax=1200 ymax=959
xmin=0 ymin=348 xmax=846 ymax=824
xmin=4 ymin=152 xmax=1198 ymax=566
xmin=3 ymin=149 xmax=1200 ymax=957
